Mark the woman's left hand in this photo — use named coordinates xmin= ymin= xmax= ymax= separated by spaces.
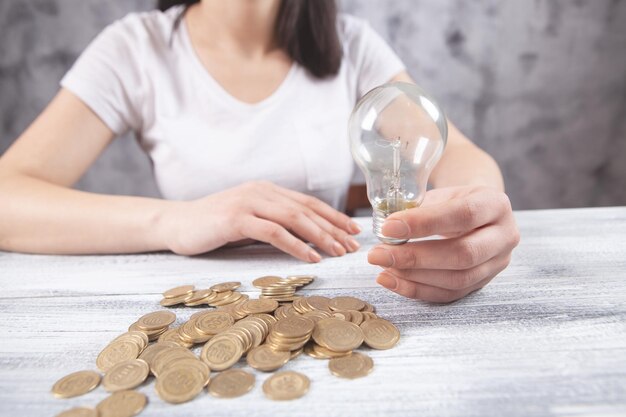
xmin=367 ymin=186 xmax=520 ymax=303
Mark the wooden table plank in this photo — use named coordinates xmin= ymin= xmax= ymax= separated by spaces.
xmin=1 ymin=207 xmax=625 ymax=417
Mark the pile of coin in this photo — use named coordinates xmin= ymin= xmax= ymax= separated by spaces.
xmin=253 ymin=275 xmax=315 ymax=302
xmin=159 ymin=282 xmax=246 ymax=308
xmin=52 ymin=276 xmax=401 ymax=417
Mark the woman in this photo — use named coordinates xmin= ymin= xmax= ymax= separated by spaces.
xmin=0 ymin=0 xmax=519 ymax=303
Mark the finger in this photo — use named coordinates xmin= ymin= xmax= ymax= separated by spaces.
xmin=383 ymin=252 xmax=511 ymax=290
xmin=264 ymin=191 xmax=359 ymax=253
xmin=368 ymin=223 xmax=518 ymax=270
xmin=252 ymin=203 xmax=347 ymax=257
xmin=376 ymin=270 xmax=497 ymax=303
xmin=275 ymin=186 xmax=362 ymax=235
xmin=304 ymin=209 xmax=361 ymax=253
xmin=381 ymin=187 xmax=512 ymax=239
xmin=239 ymin=217 xmax=321 ymax=263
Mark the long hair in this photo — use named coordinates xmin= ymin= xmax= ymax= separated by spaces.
xmin=157 ymin=0 xmax=342 ymax=78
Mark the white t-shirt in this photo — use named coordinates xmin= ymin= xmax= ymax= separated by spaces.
xmin=61 ymin=6 xmax=405 ymax=210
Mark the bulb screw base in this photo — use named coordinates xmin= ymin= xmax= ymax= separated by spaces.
xmin=373 ymin=209 xmax=408 ymax=245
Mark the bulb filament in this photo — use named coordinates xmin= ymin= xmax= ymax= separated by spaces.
xmin=387 ymin=137 xmax=404 ymax=213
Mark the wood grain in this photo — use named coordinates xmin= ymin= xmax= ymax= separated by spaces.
xmin=1 ymin=207 xmax=625 ymax=417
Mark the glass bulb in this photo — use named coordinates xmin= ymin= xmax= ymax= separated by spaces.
xmin=349 ymin=82 xmax=448 ymax=245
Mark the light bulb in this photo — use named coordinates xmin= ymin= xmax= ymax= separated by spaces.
xmin=349 ymin=82 xmax=448 ymax=245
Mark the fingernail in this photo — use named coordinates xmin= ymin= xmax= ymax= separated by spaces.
xmin=349 ymin=221 xmax=362 ymax=234
xmin=377 ymin=272 xmax=398 ymax=290
xmin=309 ymin=250 xmax=321 ymax=263
xmin=344 ymin=236 xmax=360 ymax=252
xmin=367 ymin=247 xmax=394 ymax=267
xmin=333 ymin=241 xmax=346 ymax=257
xmin=383 ymin=219 xmax=410 ymax=238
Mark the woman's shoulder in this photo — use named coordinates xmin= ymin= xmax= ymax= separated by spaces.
xmin=336 ymin=13 xmax=372 ymax=44
xmin=97 ymin=5 xmax=184 ymax=51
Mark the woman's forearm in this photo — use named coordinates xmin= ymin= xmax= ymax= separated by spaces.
xmin=430 ymin=123 xmax=505 ymax=191
xmin=431 ymin=142 xmax=504 ymax=191
xmin=0 ymin=174 xmax=176 ymax=254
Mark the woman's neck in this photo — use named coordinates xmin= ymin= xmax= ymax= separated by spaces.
xmin=188 ymin=0 xmax=282 ymax=57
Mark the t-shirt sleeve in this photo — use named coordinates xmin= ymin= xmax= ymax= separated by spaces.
xmin=341 ymin=15 xmax=407 ymax=98
xmin=60 ymin=18 xmax=145 ymax=136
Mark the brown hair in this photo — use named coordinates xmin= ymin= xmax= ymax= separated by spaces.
xmin=157 ymin=0 xmax=342 ymax=78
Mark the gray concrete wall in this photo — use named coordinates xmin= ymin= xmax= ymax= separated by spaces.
xmin=1 ymin=0 xmax=625 ymax=209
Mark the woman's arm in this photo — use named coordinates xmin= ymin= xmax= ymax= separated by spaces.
xmin=390 ymin=71 xmax=504 ymax=191
xmin=0 ymin=89 xmax=359 ymax=259
xmin=368 ymin=71 xmax=520 ymax=303
xmin=0 ymin=89 xmax=172 ymax=254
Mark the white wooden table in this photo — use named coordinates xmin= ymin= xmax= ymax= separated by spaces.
xmin=1 ymin=207 xmax=625 ymax=417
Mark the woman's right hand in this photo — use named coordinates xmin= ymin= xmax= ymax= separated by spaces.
xmin=158 ymin=181 xmax=362 ymax=262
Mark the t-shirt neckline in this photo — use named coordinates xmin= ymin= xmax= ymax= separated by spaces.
xmin=178 ymin=13 xmax=298 ymax=111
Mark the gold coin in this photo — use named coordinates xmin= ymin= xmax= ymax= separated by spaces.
xmin=155 ymin=366 xmax=205 ymax=404
xmin=241 ymin=299 xmax=279 ymax=314
xmin=210 ymin=281 xmax=241 ymax=292
xmin=162 ymin=285 xmax=195 ymax=299
xmin=328 ymin=296 xmax=366 ymax=311
xmin=302 ymin=310 xmax=333 ymax=323
xmin=102 ymin=359 xmax=150 ymax=392
xmin=262 ymin=371 xmax=310 ymax=401
xmin=96 ymin=340 xmax=141 ymax=372
xmin=157 ymin=327 xmax=192 ymax=348
xmin=135 ymin=311 xmax=176 ymax=331
xmin=312 ymin=318 xmax=364 ymax=352
xmin=184 ymin=289 xmax=215 ymax=306
xmin=137 ymin=342 xmax=179 ymax=371
xmin=360 ymin=318 xmax=400 ymax=350
xmin=362 ymin=302 xmax=376 ymax=313
xmin=210 ymin=291 xmax=243 ymax=306
xmin=304 ymin=296 xmax=332 ymax=312
xmin=348 ymin=310 xmax=364 ymax=325
xmin=113 ymin=331 xmax=149 ymax=349
xmin=331 ymin=310 xmax=352 ymax=321
xmin=271 ymin=315 xmax=315 ymax=338
xmin=55 ymin=407 xmax=98 ymax=417
xmin=97 ymin=390 xmax=147 ymax=417
xmin=51 ymin=370 xmax=101 ymax=398
xmin=160 ymin=292 xmax=194 ymax=307
xmin=200 ymin=336 xmax=244 ymax=371
xmin=362 ymin=311 xmax=378 ymax=321
xmin=162 ymin=358 xmax=211 ymax=387
xmin=312 ymin=343 xmax=351 ymax=359
xmin=247 ymin=345 xmax=290 ymax=372
xmin=328 ymin=352 xmax=374 ymax=379
xmin=208 ymin=369 xmax=255 ymax=398
xmin=252 ymin=276 xmax=285 ymax=288
xmin=151 ymin=347 xmax=197 ymax=377
xmin=128 ymin=322 xmax=167 ymax=341
xmin=194 ymin=311 xmax=234 ymax=335
xmin=304 ymin=343 xmax=327 ymax=359
xmin=179 ymin=318 xmax=212 ymax=344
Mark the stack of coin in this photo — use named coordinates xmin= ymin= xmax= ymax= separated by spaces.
xmin=253 ymin=275 xmax=314 ymax=302
xmin=200 ymin=315 xmax=272 ymax=371
xmin=96 ymin=331 xmax=149 ymax=372
xmin=265 ymin=315 xmax=315 ymax=352
xmin=159 ymin=285 xmax=195 ymax=307
xmin=152 ymin=346 xmax=211 ymax=404
xmin=128 ymin=310 xmax=176 ymax=342
xmin=159 ymin=282 xmax=245 ymax=308
xmin=157 ymin=326 xmax=194 ymax=348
